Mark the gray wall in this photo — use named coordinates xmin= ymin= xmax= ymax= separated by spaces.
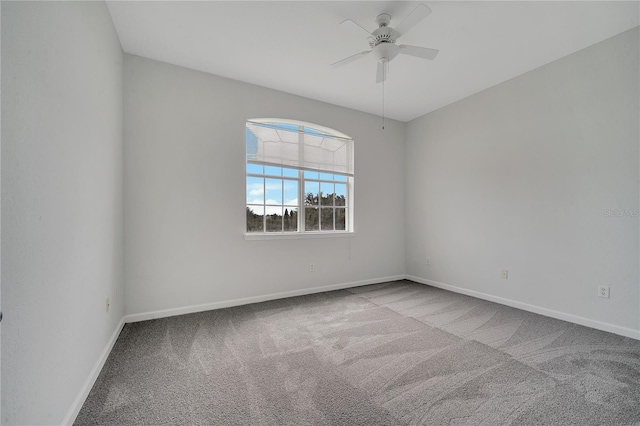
xmin=1 ymin=2 xmax=124 ymax=424
xmin=405 ymin=27 xmax=640 ymax=335
xmin=1 ymin=3 xmax=638 ymax=423
xmin=123 ymin=54 xmax=406 ymax=317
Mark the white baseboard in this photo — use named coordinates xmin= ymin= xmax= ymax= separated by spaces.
xmin=64 ymin=275 xmax=404 ymax=423
xmin=62 ymin=317 xmax=126 ymax=425
xmin=62 ymin=273 xmax=638 ymax=424
xmin=124 ymin=275 xmax=406 ymax=323
xmin=406 ymin=275 xmax=640 ymax=340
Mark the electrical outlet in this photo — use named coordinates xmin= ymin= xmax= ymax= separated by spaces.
xmin=426 ymin=258 xmax=431 ymax=266
xmin=501 ymin=270 xmax=508 ymax=279
xmin=309 ymin=263 xmax=315 ymax=272
xmin=106 ymin=297 xmax=110 ymax=313
xmin=598 ymin=286 xmax=610 ymax=299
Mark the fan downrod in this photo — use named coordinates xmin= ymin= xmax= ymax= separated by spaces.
xmin=375 ymin=13 xmax=391 ymax=27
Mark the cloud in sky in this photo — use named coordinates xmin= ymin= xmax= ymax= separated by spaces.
xmin=247 ymin=177 xmax=298 ymax=208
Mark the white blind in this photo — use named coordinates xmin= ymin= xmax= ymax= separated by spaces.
xmin=246 ymin=121 xmax=354 ymax=176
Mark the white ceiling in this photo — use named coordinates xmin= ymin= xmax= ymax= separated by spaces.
xmin=106 ymin=1 xmax=639 ymax=122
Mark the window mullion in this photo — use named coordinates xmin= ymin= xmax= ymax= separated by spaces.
xmin=298 ymin=126 xmax=305 ymax=233
xmin=263 ymin=178 xmax=266 ymax=232
xmin=298 ymin=170 xmax=304 ymax=232
xmin=332 ymin=183 xmax=336 ymax=231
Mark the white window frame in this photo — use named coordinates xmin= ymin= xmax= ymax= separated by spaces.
xmin=245 ymin=119 xmax=354 ymax=239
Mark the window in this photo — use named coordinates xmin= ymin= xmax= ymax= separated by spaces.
xmin=246 ymin=119 xmax=354 ymax=235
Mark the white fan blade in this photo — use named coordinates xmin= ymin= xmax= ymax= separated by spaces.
xmin=339 ymin=19 xmax=373 ymax=38
xmin=331 ymin=51 xmax=370 ymax=68
xmin=375 ymin=60 xmax=388 ymax=83
xmin=399 ymin=44 xmax=439 ymax=60
xmin=393 ymin=4 xmax=432 ymax=38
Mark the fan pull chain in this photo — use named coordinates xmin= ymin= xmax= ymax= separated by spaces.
xmin=382 ymin=63 xmax=386 ymax=130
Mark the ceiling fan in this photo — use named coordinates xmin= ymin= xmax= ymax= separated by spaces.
xmin=331 ymin=4 xmax=439 ymax=83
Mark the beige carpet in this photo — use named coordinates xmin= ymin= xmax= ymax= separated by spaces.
xmin=76 ymin=280 xmax=640 ymax=425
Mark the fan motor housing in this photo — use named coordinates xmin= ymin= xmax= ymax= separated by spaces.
xmin=370 ymin=27 xmax=396 ymax=47
xmin=371 ymin=14 xmax=397 ymax=47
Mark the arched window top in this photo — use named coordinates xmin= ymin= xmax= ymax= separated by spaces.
xmin=248 ymin=118 xmax=352 ymax=141
xmin=246 ymin=118 xmax=354 ymax=176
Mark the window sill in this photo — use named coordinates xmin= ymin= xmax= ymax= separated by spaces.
xmin=244 ymin=231 xmax=355 ymax=241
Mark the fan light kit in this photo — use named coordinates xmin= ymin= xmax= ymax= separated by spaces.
xmin=331 ymin=4 xmax=439 ymax=129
